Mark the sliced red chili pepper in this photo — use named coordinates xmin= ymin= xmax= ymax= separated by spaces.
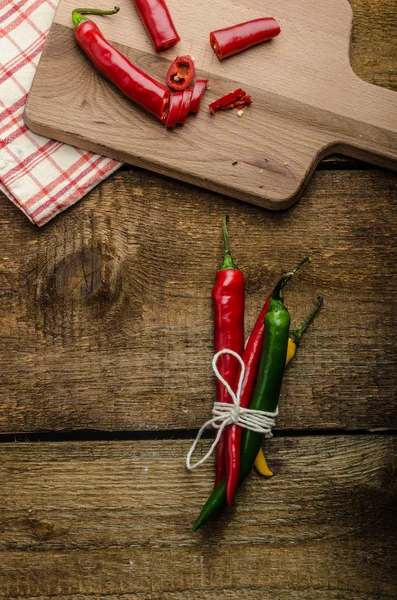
xmin=132 ymin=0 xmax=180 ymax=52
xmin=177 ymin=89 xmax=193 ymax=125
xmin=189 ymin=79 xmax=208 ymax=113
xmin=209 ymin=88 xmax=244 ymax=114
xmin=232 ymin=96 xmax=252 ymax=109
xmin=210 ymin=18 xmax=280 ymax=60
xmin=209 ymin=89 xmax=251 ymax=115
xmin=72 ymin=7 xmax=170 ymax=123
xmin=166 ymin=56 xmax=195 ymax=91
xmin=215 ymin=96 xmax=252 ymax=111
xmin=166 ymin=92 xmax=183 ymax=128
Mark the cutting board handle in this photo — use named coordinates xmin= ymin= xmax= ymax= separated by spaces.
xmin=332 ymin=74 xmax=397 ymax=170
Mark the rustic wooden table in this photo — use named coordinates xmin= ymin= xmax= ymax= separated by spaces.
xmin=1 ymin=1 xmax=396 ymax=598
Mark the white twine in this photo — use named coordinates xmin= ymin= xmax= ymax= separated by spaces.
xmin=186 ymin=349 xmax=278 ymax=471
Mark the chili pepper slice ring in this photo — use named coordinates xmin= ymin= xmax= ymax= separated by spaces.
xmin=166 ymin=55 xmax=195 ymax=91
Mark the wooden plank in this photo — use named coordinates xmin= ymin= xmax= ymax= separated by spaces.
xmin=0 ymin=437 xmax=396 ymax=598
xmin=24 ymin=0 xmax=397 ymax=211
xmin=0 ymin=596 xmax=385 ymax=600
xmin=1 ymin=169 xmax=397 ymax=433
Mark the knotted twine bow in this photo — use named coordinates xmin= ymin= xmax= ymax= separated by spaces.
xmin=186 ymin=349 xmax=278 ymax=471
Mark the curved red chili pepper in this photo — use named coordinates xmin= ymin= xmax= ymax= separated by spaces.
xmin=72 ymin=8 xmax=170 ymax=123
xmin=225 ymin=297 xmax=269 ymax=506
xmin=210 ymin=18 xmax=280 ymax=60
xmin=166 ymin=92 xmax=183 ymax=128
xmin=212 ymin=217 xmax=245 ymax=487
xmin=225 ymin=256 xmax=311 ymax=507
xmin=189 ymin=79 xmax=208 ymax=113
xmin=177 ymin=89 xmax=193 ymax=124
xmin=132 ymin=0 xmax=180 ymax=52
xmin=166 ymin=56 xmax=195 ymax=91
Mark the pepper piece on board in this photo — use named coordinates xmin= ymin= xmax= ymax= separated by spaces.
xmin=177 ymin=89 xmax=193 ymax=124
xmin=225 ymin=256 xmax=311 ymax=507
xmin=209 ymin=89 xmax=252 ymax=115
xmin=189 ymin=79 xmax=209 ymax=113
xmin=166 ymin=92 xmax=184 ymax=128
xmin=212 ymin=217 xmax=245 ymax=488
xmin=166 ymin=56 xmax=195 ymax=91
xmin=193 ymin=270 xmax=294 ymax=530
xmin=210 ymin=18 xmax=280 ymax=60
xmin=254 ymin=296 xmax=323 ymax=476
xmin=72 ymin=7 xmax=170 ymax=122
xmin=132 ymin=0 xmax=180 ymax=52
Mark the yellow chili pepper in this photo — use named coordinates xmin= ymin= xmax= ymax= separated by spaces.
xmin=254 ymin=297 xmax=323 ymax=476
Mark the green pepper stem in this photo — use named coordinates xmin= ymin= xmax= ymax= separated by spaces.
xmin=291 ymin=255 xmax=312 ymax=276
xmin=290 ymin=296 xmax=323 ymax=345
xmin=219 ymin=215 xmax=238 ymax=270
xmin=72 ymin=6 xmax=120 ymax=29
xmin=272 ymin=256 xmax=311 ymax=300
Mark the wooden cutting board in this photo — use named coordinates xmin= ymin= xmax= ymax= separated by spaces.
xmin=24 ymin=0 xmax=397 ymax=209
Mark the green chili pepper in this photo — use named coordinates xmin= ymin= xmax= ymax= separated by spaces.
xmin=192 ymin=274 xmax=291 ymax=531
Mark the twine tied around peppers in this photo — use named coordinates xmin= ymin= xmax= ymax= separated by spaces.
xmin=186 ymin=349 xmax=278 ymax=471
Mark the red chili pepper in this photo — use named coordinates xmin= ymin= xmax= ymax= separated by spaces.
xmin=210 ymin=18 xmax=280 ymax=60
xmin=166 ymin=56 xmax=195 ymax=91
xmin=232 ymin=96 xmax=252 ymax=108
xmin=72 ymin=7 xmax=170 ymax=123
xmin=209 ymin=89 xmax=252 ymax=115
xmin=177 ymin=89 xmax=193 ymax=124
xmin=212 ymin=217 xmax=245 ymax=487
xmin=225 ymin=256 xmax=311 ymax=507
xmin=166 ymin=92 xmax=183 ymax=128
xmin=132 ymin=0 xmax=180 ymax=52
xmin=189 ymin=79 xmax=208 ymax=113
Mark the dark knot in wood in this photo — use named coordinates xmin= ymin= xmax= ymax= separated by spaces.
xmin=40 ymin=248 xmax=120 ymax=303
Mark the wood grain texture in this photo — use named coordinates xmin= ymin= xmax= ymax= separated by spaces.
xmin=0 ymin=437 xmax=396 ymax=598
xmin=1 ymin=169 xmax=396 ymax=433
xmin=24 ymin=0 xmax=397 ymax=210
xmin=349 ymin=0 xmax=397 ymax=91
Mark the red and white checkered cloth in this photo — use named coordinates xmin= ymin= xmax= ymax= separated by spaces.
xmin=0 ymin=0 xmax=121 ymax=226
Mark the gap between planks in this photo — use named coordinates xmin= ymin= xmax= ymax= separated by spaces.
xmin=0 ymin=427 xmax=396 ymax=444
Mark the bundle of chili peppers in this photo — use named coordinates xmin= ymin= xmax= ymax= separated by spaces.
xmin=72 ymin=6 xmax=281 ymax=127
xmin=188 ymin=217 xmax=322 ymax=530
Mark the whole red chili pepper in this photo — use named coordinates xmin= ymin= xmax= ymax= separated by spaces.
xmin=225 ymin=256 xmax=311 ymax=506
xmin=210 ymin=18 xmax=280 ymax=61
xmin=166 ymin=56 xmax=195 ymax=91
xmin=212 ymin=216 xmax=245 ymax=487
xmin=72 ymin=7 xmax=170 ymax=123
xmin=132 ymin=0 xmax=180 ymax=52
